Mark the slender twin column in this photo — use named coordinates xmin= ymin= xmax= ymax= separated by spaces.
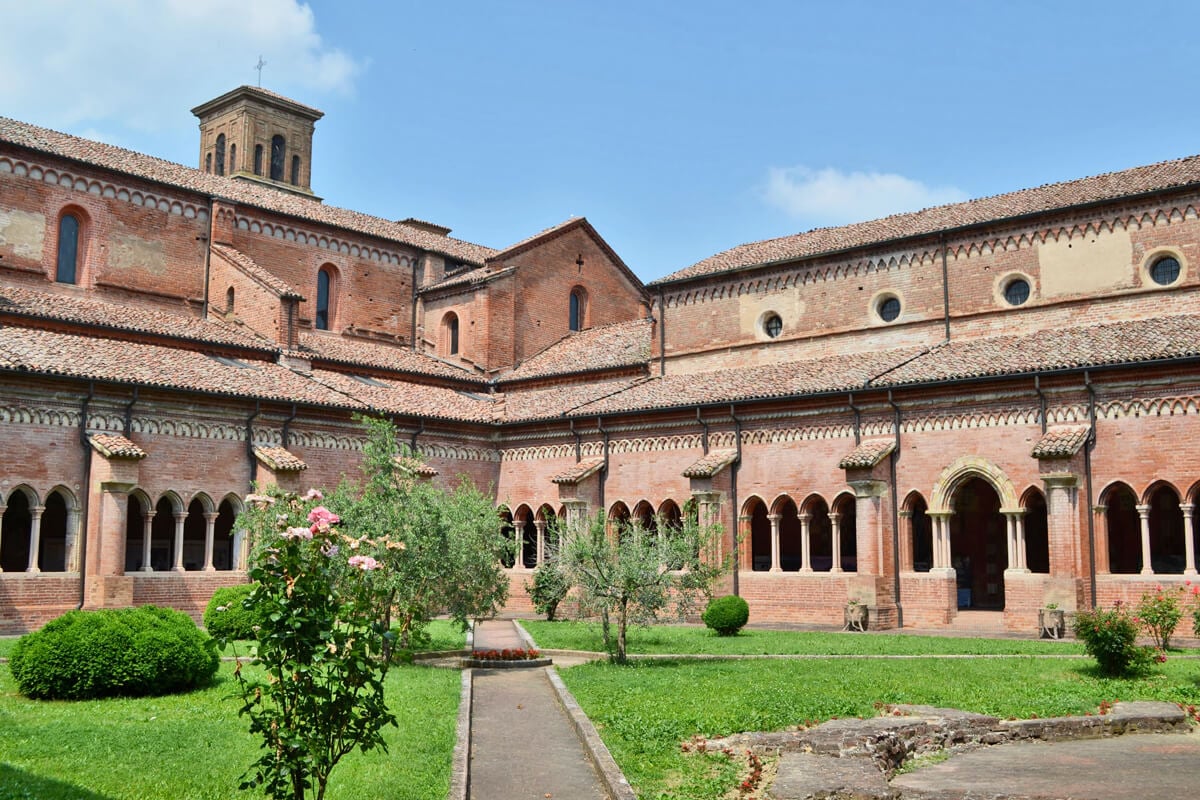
xmin=767 ymin=513 xmax=782 ymax=572
xmin=1002 ymin=510 xmax=1028 ymax=572
xmin=24 ymin=505 xmax=45 ymax=573
xmin=1181 ymin=504 xmax=1198 ymax=576
xmin=141 ymin=510 xmax=156 ymax=571
xmin=172 ymin=511 xmax=187 ymax=572
xmin=1135 ymin=504 xmax=1154 ymax=576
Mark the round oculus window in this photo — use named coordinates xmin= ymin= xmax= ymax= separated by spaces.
xmin=763 ymin=312 xmax=783 ymax=338
xmin=877 ymin=296 xmax=901 ymax=322
xmin=1003 ymin=278 xmax=1030 ymax=306
xmin=1149 ymin=255 xmax=1181 ymax=286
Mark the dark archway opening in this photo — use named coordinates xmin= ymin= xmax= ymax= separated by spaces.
xmin=1 ymin=490 xmax=31 ymax=572
xmin=1148 ymin=486 xmax=1184 ymax=574
xmin=40 ymin=491 xmax=69 ymax=572
xmin=749 ymin=500 xmax=770 ymax=571
xmin=778 ymin=499 xmax=802 ymax=571
xmin=1024 ymin=492 xmax=1050 ymax=573
xmin=949 ymin=478 xmax=1006 ymax=610
xmin=910 ymin=496 xmax=933 ymax=572
xmin=1105 ymin=485 xmax=1140 ymax=574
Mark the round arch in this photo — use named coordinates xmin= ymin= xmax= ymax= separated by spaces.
xmin=1141 ymin=480 xmax=1181 ymax=506
xmin=930 ymin=456 xmax=1019 ymax=513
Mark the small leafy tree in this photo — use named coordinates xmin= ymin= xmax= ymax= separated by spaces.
xmin=562 ymin=510 xmax=726 ymax=663
xmin=1136 ymin=584 xmax=1185 ymax=650
xmin=526 ymin=560 xmax=571 ymax=621
xmin=335 ymin=417 xmax=509 ymax=652
xmin=233 ymin=489 xmax=396 ymax=800
xmin=1073 ymin=600 xmax=1156 ymax=677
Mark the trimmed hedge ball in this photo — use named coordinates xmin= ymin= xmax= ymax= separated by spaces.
xmin=203 ymin=583 xmax=264 ymax=641
xmin=702 ymin=594 xmax=750 ymax=636
xmin=9 ymin=606 xmax=219 ymax=700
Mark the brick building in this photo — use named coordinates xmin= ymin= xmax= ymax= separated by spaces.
xmin=2 ymin=86 xmax=1198 ymax=634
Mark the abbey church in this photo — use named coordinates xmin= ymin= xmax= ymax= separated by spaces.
xmin=2 ymin=85 xmax=1198 ymax=634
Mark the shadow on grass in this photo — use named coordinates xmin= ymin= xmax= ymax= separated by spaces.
xmin=0 ymin=764 xmax=114 ymax=800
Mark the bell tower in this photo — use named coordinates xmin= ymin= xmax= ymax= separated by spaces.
xmin=191 ymin=86 xmax=323 ymax=199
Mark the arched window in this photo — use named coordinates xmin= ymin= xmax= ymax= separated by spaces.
xmin=225 ymin=286 xmax=235 ymax=315
xmin=270 ymin=135 xmax=285 ymax=181
xmin=215 ymin=134 xmax=225 ymax=176
xmin=254 ymin=144 xmax=264 ymax=176
xmin=569 ymin=286 xmax=588 ymax=331
xmin=290 ymin=155 xmax=301 ymax=185
xmin=316 ymin=267 xmax=336 ymax=330
xmin=441 ymin=312 xmax=460 ymax=355
xmin=205 ymin=152 xmax=212 ymax=173
xmin=56 ymin=213 xmax=81 ymax=284
xmin=229 ymin=143 xmax=237 ymax=173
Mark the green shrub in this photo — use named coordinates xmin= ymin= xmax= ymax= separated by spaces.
xmin=702 ymin=594 xmax=749 ymax=636
xmin=525 ymin=562 xmax=571 ymax=621
xmin=9 ymin=606 xmax=218 ymax=700
xmin=1136 ymin=585 xmax=1185 ymax=650
xmin=203 ymin=583 xmax=264 ymax=641
xmin=1073 ymin=602 xmax=1156 ymax=677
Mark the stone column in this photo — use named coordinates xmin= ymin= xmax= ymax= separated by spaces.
xmin=1092 ymin=505 xmax=1109 ymax=574
xmin=898 ymin=510 xmax=914 ymax=572
xmin=767 ymin=513 xmax=782 ymax=572
xmin=1002 ymin=511 xmax=1029 ymax=573
xmin=849 ymin=479 xmax=888 ymax=576
xmin=534 ymin=520 xmax=547 ymax=565
xmin=203 ymin=511 xmax=218 ymax=572
xmin=1016 ymin=512 xmax=1028 ymax=571
xmin=233 ymin=528 xmax=247 ymax=570
xmin=1135 ymin=504 xmax=1153 ymax=575
xmin=1181 ymin=503 xmax=1197 ymax=576
xmin=829 ymin=511 xmax=843 ymax=573
xmin=928 ymin=511 xmax=954 ymax=572
xmin=514 ymin=518 xmax=526 ymax=570
xmin=799 ymin=511 xmax=813 ymax=573
xmin=141 ymin=510 xmax=155 ymax=571
xmin=65 ymin=505 xmax=81 ymax=572
xmin=173 ymin=511 xmax=187 ymax=572
xmin=25 ymin=505 xmax=45 ymax=573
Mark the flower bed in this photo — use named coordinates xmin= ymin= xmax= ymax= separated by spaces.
xmin=461 ymin=647 xmax=550 ymax=668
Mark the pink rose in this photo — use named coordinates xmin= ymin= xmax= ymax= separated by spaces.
xmin=348 ymin=555 xmax=380 ymax=571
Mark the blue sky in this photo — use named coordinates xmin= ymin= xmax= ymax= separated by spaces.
xmin=2 ymin=1 xmax=1198 ymax=282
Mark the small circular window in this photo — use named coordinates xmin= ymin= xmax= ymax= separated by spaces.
xmin=1003 ymin=278 xmax=1030 ymax=306
xmin=762 ymin=312 xmax=783 ymax=338
xmin=1149 ymin=255 xmax=1181 ymax=286
xmin=877 ymin=296 xmax=901 ymax=323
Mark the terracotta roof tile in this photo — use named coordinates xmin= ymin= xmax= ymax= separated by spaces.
xmin=0 ymin=326 xmax=358 ymax=407
xmin=838 ymin=439 xmax=896 ymax=469
xmin=0 ymin=284 xmax=274 ymax=351
xmin=563 ymin=347 xmax=926 ymax=416
xmin=550 ymin=457 xmax=605 ymax=484
xmin=499 ymin=377 xmax=652 ymax=422
xmin=0 ymin=116 xmax=497 ymax=265
xmin=506 ymin=319 xmax=652 ymax=380
xmin=420 ymin=264 xmax=514 ymax=293
xmin=297 ymin=332 xmax=484 ymax=382
xmin=486 ymin=218 xmax=584 ymax=262
xmin=254 ymin=446 xmax=307 ymax=471
xmin=657 ymin=154 xmax=1200 ymax=284
xmin=212 ymin=244 xmax=303 ymax=299
xmin=392 ymin=455 xmax=438 ymax=477
xmin=89 ymin=433 xmax=146 ymax=460
xmin=1031 ymin=426 xmax=1090 ymax=459
xmin=308 ymin=369 xmax=497 ymax=423
xmin=871 ymin=314 xmax=1200 ymax=387
xmin=682 ymin=449 xmax=738 ymax=478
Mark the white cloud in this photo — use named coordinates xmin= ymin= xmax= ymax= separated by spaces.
xmin=764 ymin=165 xmax=969 ymax=225
xmin=0 ymin=0 xmax=361 ymax=134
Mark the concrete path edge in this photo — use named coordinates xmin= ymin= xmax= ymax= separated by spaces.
xmin=544 ymin=666 xmax=638 ymax=800
xmin=447 ymin=668 xmax=472 ymax=800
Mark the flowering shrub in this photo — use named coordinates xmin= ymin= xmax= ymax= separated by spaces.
xmin=471 ymin=648 xmax=541 ymax=661
xmin=1073 ymin=601 xmax=1155 ymax=677
xmin=234 ymin=487 xmax=396 ymax=800
xmin=1136 ymin=584 xmax=1186 ymax=650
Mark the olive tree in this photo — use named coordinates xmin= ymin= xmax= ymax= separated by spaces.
xmin=561 ymin=509 xmax=726 ymax=663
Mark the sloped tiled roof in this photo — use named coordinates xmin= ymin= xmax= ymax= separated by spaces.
xmin=212 ymin=244 xmax=303 ymax=299
xmin=308 ymin=369 xmax=497 ymax=423
xmin=550 ymin=457 xmax=605 ymax=484
xmin=0 ymin=116 xmax=496 ymax=264
xmin=393 ymin=455 xmax=439 ymax=477
xmin=0 ymin=284 xmax=275 ymax=351
xmin=89 ymin=433 xmax=146 ymax=460
xmin=499 ymin=376 xmax=653 ymax=422
xmin=561 ymin=347 xmax=927 ymax=417
xmin=1031 ymin=426 xmax=1090 ymax=459
xmin=505 ymin=319 xmax=652 ymax=380
xmin=0 ymin=326 xmax=357 ymax=407
xmin=870 ymin=314 xmax=1200 ymax=388
xmin=682 ymin=449 xmax=738 ymax=478
xmin=297 ymin=332 xmax=485 ymax=383
xmin=485 ymin=217 xmax=646 ymax=294
xmin=419 ymin=264 xmax=514 ymax=294
xmin=656 ymin=153 xmax=1200 ymax=284
xmin=254 ymin=446 xmax=307 ymax=471
xmin=838 ymin=439 xmax=896 ymax=469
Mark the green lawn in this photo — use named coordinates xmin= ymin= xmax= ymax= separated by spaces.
xmin=0 ymin=661 xmax=460 ymax=800
xmin=523 ymin=619 xmax=1090 ymax=656
xmin=557 ymin=656 xmax=1200 ymax=800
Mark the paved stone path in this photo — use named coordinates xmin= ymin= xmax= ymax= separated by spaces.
xmin=467 ymin=620 xmax=608 ymax=799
